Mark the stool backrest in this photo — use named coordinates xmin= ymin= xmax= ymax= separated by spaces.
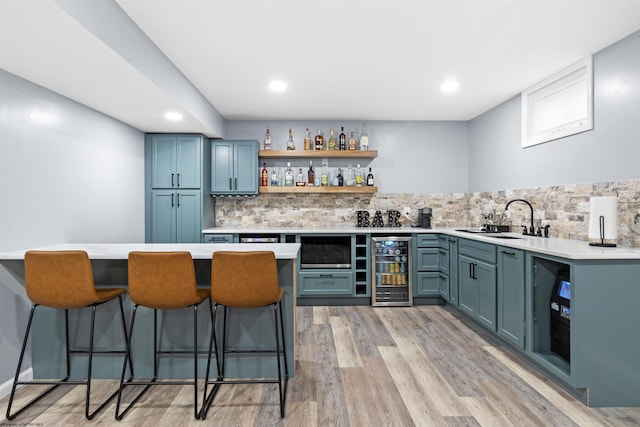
xmin=211 ymin=251 xmax=282 ymax=308
xmin=24 ymin=250 xmax=98 ymax=308
xmin=127 ymin=251 xmax=199 ymax=309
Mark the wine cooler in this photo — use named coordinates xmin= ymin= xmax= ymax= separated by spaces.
xmin=372 ymin=236 xmax=412 ymax=306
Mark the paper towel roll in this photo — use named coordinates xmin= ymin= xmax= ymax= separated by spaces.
xmin=588 ymin=196 xmax=618 ymax=240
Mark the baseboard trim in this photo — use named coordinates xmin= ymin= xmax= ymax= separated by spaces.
xmin=0 ymin=368 xmax=33 ymax=400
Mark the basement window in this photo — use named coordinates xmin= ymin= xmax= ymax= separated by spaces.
xmin=521 ymin=56 xmax=593 ymax=148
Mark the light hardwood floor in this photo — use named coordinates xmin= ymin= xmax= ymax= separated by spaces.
xmin=3 ymin=305 xmax=640 ymax=426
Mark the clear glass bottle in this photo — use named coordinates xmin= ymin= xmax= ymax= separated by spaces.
xmin=346 ymin=164 xmax=355 ymax=186
xmin=314 ymin=129 xmax=324 ymax=150
xmin=359 ymin=123 xmax=369 ymax=150
xmin=307 ymin=160 xmax=315 ymax=186
xmin=355 ymin=163 xmax=363 ymax=187
xmin=367 ymin=167 xmax=374 ymax=186
xmin=270 ymin=166 xmax=277 ymax=186
xmin=296 ymin=168 xmax=305 ymax=186
xmin=348 ymin=131 xmax=357 ymax=150
xmin=321 ymin=164 xmax=329 ymax=187
xmin=264 ymin=126 xmax=271 ymax=150
xmin=327 ymin=128 xmax=336 ymax=150
xmin=339 ymin=127 xmax=346 ymax=150
xmin=284 ymin=162 xmax=294 ymax=187
xmin=304 ymin=128 xmax=312 ymax=150
xmin=277 ymin=167 xmax=284 ymax=186
xmin=286 ymin=128 xmax=295 ymax=150
xmin=261 ymin=163 xmax=268 ymax=186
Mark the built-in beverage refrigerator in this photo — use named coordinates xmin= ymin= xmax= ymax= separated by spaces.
xmin=372 ymin=236 xmax=412 ymax=306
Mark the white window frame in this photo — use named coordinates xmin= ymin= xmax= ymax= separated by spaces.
xmin=521 ymin=56 xmax=593 ymax=148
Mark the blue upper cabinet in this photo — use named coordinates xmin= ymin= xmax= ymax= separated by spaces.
xmin=151 ymin=135 xmax=202 ymax=189
xmin=211 ymin=140 xmax=258 ymax=195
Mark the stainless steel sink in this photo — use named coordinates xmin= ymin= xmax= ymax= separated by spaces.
xmin=487 ymin=235 xmax=521 ymax=239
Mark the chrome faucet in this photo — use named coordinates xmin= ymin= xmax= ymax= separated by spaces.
xmin=505 ymin=199 xmax=535 ymax=235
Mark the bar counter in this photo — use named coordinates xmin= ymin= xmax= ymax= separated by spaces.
xmin=0 ymin=243 xmax=300 ymax=379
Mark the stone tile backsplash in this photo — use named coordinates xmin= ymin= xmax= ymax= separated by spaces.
xmin=212 ymin=178 xmax=640 ymax=248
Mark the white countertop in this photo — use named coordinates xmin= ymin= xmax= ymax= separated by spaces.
xmin=0 ymin=243 xmax=301 ymax=261
xmin=202 ymin=226 xmax=640 ymax=260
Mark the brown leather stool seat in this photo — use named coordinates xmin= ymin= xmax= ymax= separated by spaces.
xmin=115 ymin=251 xmax=213 ymax=420
xmin=201 ymin=251 xmax=289 ymax=419
xmin=6 ymin=250 xmax=131 ymax=420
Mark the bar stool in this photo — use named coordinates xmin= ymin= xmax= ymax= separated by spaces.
xmin=201 ymin=251 xmax=289 ymax=420
xmin=115 ymin=251 xmax=213 ymax=420
xmin=6 ymin=250 xmax=131 ymax=420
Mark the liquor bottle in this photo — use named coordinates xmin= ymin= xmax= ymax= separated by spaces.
xmin=348 ymin=131 xmax=357 ymax=150
xmin=277 ymin=168 xmax=284 ymax=186
xmin=359 ymin=123 xmax=369 ymax=150
xmin=284 ymin=162 xmax=294 ymax=187
xmin=271 ymin=166 xmax=277 ymax=186
xmin=339 ymin=127 xmax=346 ymax=150
xmin=307 ymin=160 xmax=315 ymax=186
xmin=321 ymin=164 xmax=329 ymax=187
xmin=327 ymin=128 xmax=336 ymax=150
xmin=296 ymin=168 xmax=305 ymax=186
xmin=264 ymin=127 xmax=271 ymax=150
xmin=303 ymin=128 xmax=312 ymax=150
xmin=314 ymin=129 xmax=324 ymax=150
xmin=346 ymin=164 xmax=355 ymax=186
xmin=355 ymin=163 xmax=363 ymax=187
xmin=261 ymin=163 xmax=268 ymax=186
xmin=286 ymin=128 xmax=295 ymax=150
xmin=366 ymin=167 xmax=374 ymax=186
xmin=337 ymin=166 xmax=344 ymax=186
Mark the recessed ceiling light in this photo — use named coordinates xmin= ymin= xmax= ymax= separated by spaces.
xmin=269 ymin=80 xmax=287 ymax=92
xmin=440 ymin=80 xmax=460 ymax=93
xmin=165 ymin=112 xmax=183 ymax=121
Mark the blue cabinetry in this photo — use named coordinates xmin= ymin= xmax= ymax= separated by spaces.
xmin=211 ymin=140 xmax=258 ymax=195
xmin=458 ymin=238 xmax=497 ymax=331
xmin=497 ymin=246 xmax=525 ymax=349
xmin=414 ymin=234 xmax=449 ymax=303
xmin=145 ymin=134 xmax=213 ymax=243
xmin=299 ymin=271 xmax=354 ymax=296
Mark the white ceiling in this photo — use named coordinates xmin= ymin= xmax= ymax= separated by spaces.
xmin=1 ymin=0 xmax=640 ymax=136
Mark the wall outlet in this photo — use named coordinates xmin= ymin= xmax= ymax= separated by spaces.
xmin=403 ymin=207 xmax=412 ymax=217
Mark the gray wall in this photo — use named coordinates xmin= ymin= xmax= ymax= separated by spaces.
xmin=0 ymin=70 xmax=145 ymax=391
xmin=226 ymin=120 xmax=470 ymax=194
xmin=469 ymin=30 xmax=640 ymax=192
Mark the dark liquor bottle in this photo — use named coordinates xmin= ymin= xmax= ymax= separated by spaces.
xmin=367 ymin=167 xmax=374 ymax=186
xmin=339 ymin=127 xmax=346 ymax=150
xmin=307 ymin=160 xmax=315 ymax=186
xmin=261 ymin=163 xmax=268 ymax=186
xmin=337 ymin=166 xmax=344 ymax=186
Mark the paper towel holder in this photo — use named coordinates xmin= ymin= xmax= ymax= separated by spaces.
xmin=588 ymin=196 xmax=617 ymax=247
xmin=589 ymin=215 xmax=617 ymax=247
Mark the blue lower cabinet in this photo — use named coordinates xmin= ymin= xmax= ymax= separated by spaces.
xmin=151 ymin=190 xmax=201 ymax=243
xmin=202 ymin=234 xmax=235 ymax=243
xmin=415 ymin=271 xmax=441 ymax=296
xmin=299 ymin=272 xmax=354 ymax=296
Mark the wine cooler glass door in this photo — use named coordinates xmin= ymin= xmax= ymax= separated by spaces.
xmin=372 ymin=236 xmax=412 ymax=307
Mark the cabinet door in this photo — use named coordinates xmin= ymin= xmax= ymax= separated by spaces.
xmin=448 ymin=237 xmax=459 ymax=306
xmin=439 ymin=248 xmax=450 ymax=275
xmin=458 ymin=255 xmax=476 ymax=316
xmin=175 ymin=136 xmax=201 ymax=189
xmin=438 ymin=273 xmax=450 ymax=300
xmin=175 ymin=190 xmax=202 ymax=243
xmin=476 ymin=260 xmax=497 ymax=330
xmin=151 ymin=136 xmax=177 ymax=189
xmin=233 ymin=140 xmax=258 ymax=194
xmin=416 ymin=248 xmax=440 ymax=270
xmin=211 ymin=141 xmax=234 ymax=193
xmin=151 ymin=190 xmax=176 ymax=243
xmin=497 ymin=247 xmax=525 ymax=349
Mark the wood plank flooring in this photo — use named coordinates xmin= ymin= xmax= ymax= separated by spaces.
xmin=3 ymin=305 xmax=640 ymax=426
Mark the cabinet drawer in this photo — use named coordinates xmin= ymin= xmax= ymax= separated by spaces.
xmin=415 ymin=234 xmax=440 ymax=248
xmin=415 ymin=272 xmax=442 ymax=296
xmin=459 ymin=238 xmax=496 ymax=264
xmin=203 ymin=234 xmax=234 ymax=243
xmin=299 ymin=272 xmax=353 ymax=296
xmin=416 ymin=248 xmax=440 ymax=271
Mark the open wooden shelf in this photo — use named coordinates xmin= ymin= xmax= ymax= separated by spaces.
xmin=259 ymin=150 xmax=377 ymax=159
xmin=259 ymin=186 xmax=378 ymax=194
